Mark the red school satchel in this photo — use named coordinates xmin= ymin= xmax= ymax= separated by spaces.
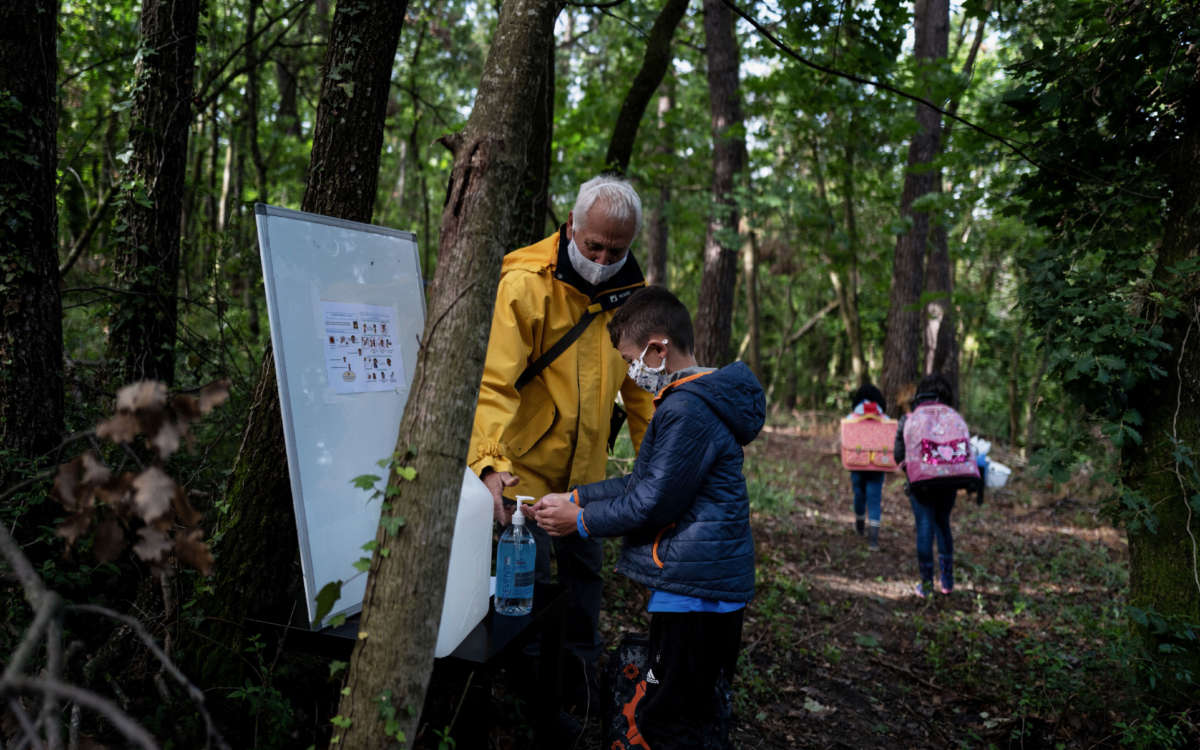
xmin=840 ymin=406 xmax=899 ymax=472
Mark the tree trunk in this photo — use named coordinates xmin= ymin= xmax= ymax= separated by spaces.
xmin=921 ymin=5 xmax=987 ymax=401
xmin=1021 ymin=345 xmax=1047 ymax=459
xmin=1007 ymin=322 xmax=1022 ymax=445
xmin=811 ymin=133 xmax=866 ymax=387
xmin=604 ymin=0 xmax=690 ymax=174
xmin=202 ymin=0 xmax=407 ymax=667
xmin=694 ymin=0 xmax=746 ymax=367
xmin=513 ymin=29 xmax=554 ymax=246
xmin=1123 ymin=89 xmax=1200 ymax=700
xmin=840 ymin=133 xmax=867 ymax=385
xmin=643 ymin=91 xmax=674 ymax=286
xmin=0 ymin=0 xmax=62 ymax=468
xmin=924 ymin=217 xmax=959 ymax=400
xmin=332 ymin=1 xmax=558 ymax=744
xmin=879 ymin=0 xmax=948 ymax=414
xmin=106 ymin=0 xmax=201 ymax=386
xmin=740 ymin=216 xmax=761 ymax=382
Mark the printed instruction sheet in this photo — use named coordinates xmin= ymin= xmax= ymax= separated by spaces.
xmin=321 ymin=301 xmax=403 ymax=394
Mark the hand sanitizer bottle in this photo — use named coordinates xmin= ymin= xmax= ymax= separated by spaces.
xmin=495 ymin=495 xmax=535 ymax=616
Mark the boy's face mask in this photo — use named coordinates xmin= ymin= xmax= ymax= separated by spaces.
xmin=628 ymin=340 xmax=669 ymax=393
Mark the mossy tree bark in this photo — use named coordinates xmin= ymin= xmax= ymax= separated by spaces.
xmin=332 ymin=0 xmax=558 ymax=745
xmin=107 ymin=0 xmax=201 ymax=386
xmin=0 ymin=0 xmax=62 ymax=470
xmin=1123 ymin=80 xmax=1200 ymax=704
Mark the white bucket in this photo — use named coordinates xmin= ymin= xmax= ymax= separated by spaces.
xmin=435 ymin=468 xmax=493 ymax=658
xmin=985 ymin=461 xmax=1012 ymax=489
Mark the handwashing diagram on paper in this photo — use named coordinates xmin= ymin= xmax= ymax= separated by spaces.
xmin=321 ymin=300 xmax=404 ymax=395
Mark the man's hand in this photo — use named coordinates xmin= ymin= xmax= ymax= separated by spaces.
xmin=482 ymin=469 xmax=520 ymax=524
xmin=532 ymin=493 xmax=582 ymax=537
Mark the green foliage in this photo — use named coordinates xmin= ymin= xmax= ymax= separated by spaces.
xmin=226 ymin=634 xmax=297 ymax=749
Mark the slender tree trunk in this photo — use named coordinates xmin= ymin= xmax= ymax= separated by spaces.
xmin=879 ymin=0 xmax=948 ymax=414
xmin=1007 ymin=322 xmax=1022 ymax=444
xmin=604 ymin=0 xmax=690 ymax=174
xmin=1022 ymin=344 xmax=1048 ymax=459
xmin=333 ymin=1 xmax=559 ymax=744
xmin=1124 ymin=84 xmax=1200 ymax=698
xmin=740 ymin=216 xmax=761 ymax=381
xmin=840 ymin=132 xmax=867 ymax=385
xmin=643 ymin=90 xmax=674 ymax=286
xmin=202 ymin=0 xmax=407 ymax=668
xmin=0 ymin=0 xmax=62 ymax=468
xmin=245 ymin=0 xmax=269 ymax=203
xmin=811 ymin=134 xmax=865 ymax=386
xmin=695 ymin=0 xmax=746 ymax=366
xmin=107 ymin=0 xmax=201 ymax=386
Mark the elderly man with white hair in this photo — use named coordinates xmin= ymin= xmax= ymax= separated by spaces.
xmin=469 ymin=175 xmax=655 ymax=702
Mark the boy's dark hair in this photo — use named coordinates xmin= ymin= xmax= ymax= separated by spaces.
xmin=607 ymin=286 xmax=694 ymax=353
xmin=915 ymin=373 xmax=955 ymax=407
xmin=850 ymin=382 xmax=886 ymax=412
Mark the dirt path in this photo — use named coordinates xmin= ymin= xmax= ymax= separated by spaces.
xmin=708 ymin=426 xmax=1129 ymax=749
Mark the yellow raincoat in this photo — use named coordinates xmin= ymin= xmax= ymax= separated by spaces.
xmin=469 ymin=229 xmax=655 ymax=500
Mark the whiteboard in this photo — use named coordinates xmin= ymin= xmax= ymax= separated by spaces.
xmin=255 ymin=204 xmax=425 ymax=627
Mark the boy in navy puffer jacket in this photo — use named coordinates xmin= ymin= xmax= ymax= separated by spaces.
xmin=533 ymin=286 xmax=764 ymax=750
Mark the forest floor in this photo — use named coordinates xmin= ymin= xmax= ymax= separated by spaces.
xmin=415 ymin=411 xmax=1197 ymax=749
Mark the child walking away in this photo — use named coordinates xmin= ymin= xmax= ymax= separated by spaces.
xmin=896 ymin=373 xmax=980 ymax=598
xmin=840 ymin=383 xmax=897 ymax=551
xmin=532 ymin=286 xmax=764 ymax=750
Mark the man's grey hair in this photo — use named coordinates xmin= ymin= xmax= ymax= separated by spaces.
xmin=573 ymin=175 xmax=643 ymax=235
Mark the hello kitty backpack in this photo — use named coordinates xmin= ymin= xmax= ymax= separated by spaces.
xmin=903 ymin=402 xmax=980 ymax=492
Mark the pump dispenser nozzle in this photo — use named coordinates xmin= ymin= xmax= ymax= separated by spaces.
xmin=513 ymin=495 xmax=535 ymax=525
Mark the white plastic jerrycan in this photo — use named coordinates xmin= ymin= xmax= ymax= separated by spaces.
xmin=434 ymin=467 xmax=494 ymax=658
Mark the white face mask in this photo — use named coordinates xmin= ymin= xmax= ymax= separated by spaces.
xmin=568 ymin=237 xmax=628 ymax=286
xmin=627 ymin=341 xmax=669 ymax=393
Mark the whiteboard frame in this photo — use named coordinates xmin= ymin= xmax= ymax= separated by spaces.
xmin=255 ymin=203 xmax=425 ymax=628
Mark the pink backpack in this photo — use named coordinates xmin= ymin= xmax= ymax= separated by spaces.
xmin=903 ymin=402 xmax=980 ymax=490
xmin=840 ymin=408 xmax=899 ymax=472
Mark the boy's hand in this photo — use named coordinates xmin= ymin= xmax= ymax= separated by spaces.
xmin=532 ymin=493 xmax=581 ymax=537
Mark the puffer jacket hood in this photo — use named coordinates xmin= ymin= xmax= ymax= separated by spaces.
xmin=660 ymin=361 xmax=765 ymax=446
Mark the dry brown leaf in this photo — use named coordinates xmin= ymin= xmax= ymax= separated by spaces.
xmin=172 ymin=393 xmax=201 ymax=420
xmin=134 ymin=408 xmax=165 ymax=445
xmin=96 ymin=413 xmax=139 ymax=443
xmin=171 ymin=486 xmax=203 ymax=527
xmin=56 ymin=509 xmax=95 ymax=548
xmin=132 ymin=526 xmax=172 ymax=563
xmin=51 ymin=456 xmax=83 ymax=510
xmin=132 ymin=467 xmax=174 ymax=522
xmin=116 ymin=381 xmax=167 ymax=412
xmin=96 ymin=472 xmax=135 ymax=517
xmin=151 ymin=418 xmax=184 ymax=458
xmin=92 ymin=519 xmax=126 ymax=563
xmin=81 ymin=451 xmax=111 ymax=485
xmin=174 ymin=528 xmax=214 ymax=576
xmin=198 ymin=378 xmax=231 ymax=414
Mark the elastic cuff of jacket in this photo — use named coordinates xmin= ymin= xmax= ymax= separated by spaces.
xmin=470 ymin=444 xmax=512 ymax=477
xmin=576 ymin=512 xmax=589 ymax=538
xmin=570 ymin=488 xmax=580 ymax=506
